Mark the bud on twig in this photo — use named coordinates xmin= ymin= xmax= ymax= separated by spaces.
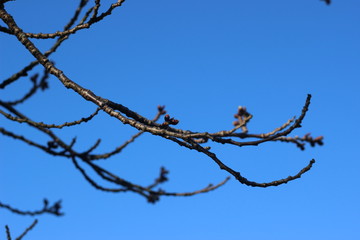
xmin=157 ymin=105 xmax=166 ymax=115
xmin=162 ymin=114 xmax=179 ymax=126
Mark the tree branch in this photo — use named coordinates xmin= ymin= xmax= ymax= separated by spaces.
xmin=0 ymin=200 xmax=63 ymax=216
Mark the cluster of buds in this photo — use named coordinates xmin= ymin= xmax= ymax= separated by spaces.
xmin=156 ymin=167 xmax=169 ymax=183
xmin=157 ymin=105 xmax=167 ymax=115
xmin=233 ymin=106 xmax=251 ymax=132
xmin=161 ymin=114 xmax=179 ymax=127
xmin=303 ymin=133 xmax=324 ymax=147
xmin=43 ymin=199 xmax=63 ymax=216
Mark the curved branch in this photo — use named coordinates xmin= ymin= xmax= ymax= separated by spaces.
xmin=234 ymin=159 xmax=316 ymax=187
xmin=71 ymin=157 xmax=128 ymax=192
xmin=82 ymin=158 xmax=231 ymax=203
xmin=190 ymin=141 xmax=315 ymax=187
xmin=4 ymin=70 xmax=50 ymax=106
xmin=0 ymin=107 xmax=101 ymax=129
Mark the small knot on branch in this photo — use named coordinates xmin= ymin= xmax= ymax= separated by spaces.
xmin=147 ymin=189 xmax=165 ymax=204
xmin=47 ymin=141 xmax=58 ymax=149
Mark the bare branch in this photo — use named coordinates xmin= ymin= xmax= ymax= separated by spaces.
xmin=0 ymin=24 xmax=11 ymax=34
xmin=275 ymin=133 xmax=324 ymax=150
xmin=82 ymin=158 xmax=231 ymax=203
xmin=71 ymin=157 xmax=128 ymax=193
xmin=0 ymin=0 xmax=91 ymax=89
xmin=89 ymin=105 xmax=166 ymax=160
xmin=0 ymin=1 xmax=324 ymax=208
xmin=0 ymin=107 xmax=101 ymax=129
xmin=189 ymin=141 xmax=316 ymax=187
xmin=63 ymin=0 xmax=90 ymax=31
xmin=13 ymin=0 xmax=126 ymax=39
xmin=4 ymin=70 xmax=50 ymax=106
xmin=0 ymin=127 xmax=63 ymax=156
xmin=5 ymin=225 xmax=11 ymax=240
xmin=0 ymin=201 xmax=63 ymax=216
xmin=4 ymin=219 xmax=39 ymax=240
xmin=15 ymin=219 xmax=38 ymax=240
xmin=147 ymin=167 xmax=169 ymax=189
xmin=159 ymin=176 xmax=231 ymax=197
xmin=201 ymin=94 xmax=312 ymax=147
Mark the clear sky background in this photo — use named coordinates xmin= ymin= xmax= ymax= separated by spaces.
xmin=1 ymin=0 xmax=360 ymax=239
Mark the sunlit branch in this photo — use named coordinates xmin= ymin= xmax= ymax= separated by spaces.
xmin=0 ymin=0 xmax=324 ymax=208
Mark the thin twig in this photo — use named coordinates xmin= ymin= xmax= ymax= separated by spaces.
xmin=15 ymin=219 xmax=38 ymax=240
xmin=15 ymin=0 xmax=126 ymax=39
xmin=5 ymin=225 xmax=11 ymax=240
xmin=0 ymin=108 xmax=100 ymax=129
xmin=0 ymin=201 xmax=63 ymax=216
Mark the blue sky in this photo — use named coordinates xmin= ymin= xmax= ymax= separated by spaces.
xmin=1 ymin=0 xmax=360 ymax=239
